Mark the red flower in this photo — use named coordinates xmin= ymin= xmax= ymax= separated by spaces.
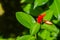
xmin=37 ymin=12 xmax=46 ymax=23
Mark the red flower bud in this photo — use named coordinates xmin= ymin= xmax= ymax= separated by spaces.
xmin=37 ymin=12 xmax=46 ymax=23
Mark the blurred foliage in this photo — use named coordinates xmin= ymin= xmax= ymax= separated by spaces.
xmin=0 ymin=0 xmax=60 ymax=40
xmin=0 ymin=3 xmax=4 ymax=16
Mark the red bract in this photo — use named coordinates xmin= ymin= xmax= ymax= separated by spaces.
xmin=37 ymin=12 xmax=46 ymax=23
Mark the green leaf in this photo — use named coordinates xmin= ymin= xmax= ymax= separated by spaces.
xmin=21 ymin=0 xmax=34 ymax=3
xmin=51 ymin=0 xmax=60 ymax=20
xmin=16 ymin=35 xmax=35 ymax=40
xmin=38 ymin=30 xmax=50 ymax=39
xmin=53 ymin=0 xmax=60 ymax=19
xmin=34 ymin=0 xmax=48 ymax=9
xmin=16 ymin=12 xmax=36 ymax=29
xmin=44 ymin=10 xmax=53 ymax=21
xmin=41 ymin=24 xmax=59 ymax=33
xmin=30 ymin=22 xmax=40 ymax=35
xmin=38 ymin=30 xmax=57 ymax=40
xmin=43 ymin=0 xmax=60 ymax=21
xmin=16 ymin=36 xmax=20 ymax=40
xmin=8 ymin=38 xmax=15 ymax=40
xmin=51 ymin=32 xmax=58 ymax=38
xmin=44 ymin=1 xmax=54 ymax=21
xmin=58 ymin=14 xmax=60 ymax=21
xmin=20 ymin=0 xmax=25 ymax=3
xmin=0 ymin=36 xmax=7 ymax=40
xmin=52 ymin=20 xmax=59 ymax=24
xmin=46 ymin=37 xmax=54 ymax=40
xmin=23 ymin=4 xmax=31 ymax=14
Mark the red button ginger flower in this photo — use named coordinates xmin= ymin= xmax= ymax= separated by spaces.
xmin=37 ymin=12 xmax=46 ymax=23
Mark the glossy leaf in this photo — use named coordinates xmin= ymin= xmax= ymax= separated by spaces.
xmin=16 ymin=35 xmax=35 ymax=40
xmin=16 ymin=12 xmax=36 ymax=29
xmin=30 ymin=22 xmax=40 ymax=35
xmin=34 ymin=0 xmax=48 ymax=9
xmin=23 ymin=4 xmax=31 ymax=14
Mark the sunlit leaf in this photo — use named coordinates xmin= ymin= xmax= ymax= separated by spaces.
xmin=44 ymin=1 xmax=54 ymax=21
xmin=23 ymin=4 xmax=31 ymax=14
xmin=21 ymin=0 xmax=26 ymax=3
xmin=44 ymin=10 xmax=53 ymax=21
xmin=21 ymin=0 xmax=34 ymax=3
xmin=38 ymin=30 xmax=50 ymax=39
xmin=58 ymin=14 xmax=60 ymax=20
xmin=54 ymin=0 xmax=60 ymax=20
xmin=16 ymin=12 xmax=36 ymax=29
xmin=46 ymin=37 xmax=54 ymax=40
xmin=34 ymin=0 xmax=48 ymax=9
xmin=0 ymin=3 xmax=4 ymax=16
xmin=16 ymin=36 xmax=20 ymax=40
xmin=30 ymin=22 xmax=40 ymax=35
xmin=50 ymin=0 xmax=60 ymax=21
